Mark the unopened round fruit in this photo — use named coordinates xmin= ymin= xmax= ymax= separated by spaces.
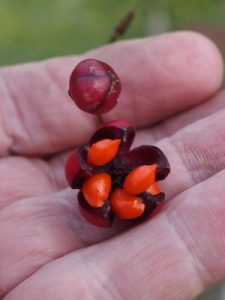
xmin=68 ymin=59 xmax=121 ymax=114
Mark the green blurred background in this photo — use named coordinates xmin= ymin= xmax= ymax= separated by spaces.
xmin=1 ymin=0 xmax=225 ymax=299
xmin=0 ymin=0 xmax=225 ymax=66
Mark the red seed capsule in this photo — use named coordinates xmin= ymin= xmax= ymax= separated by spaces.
xmin=68 ymin=59 xmax=121 ymax=114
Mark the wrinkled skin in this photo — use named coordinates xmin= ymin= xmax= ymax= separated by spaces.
xmin=0 ymin=31 xmax=225 ymax=300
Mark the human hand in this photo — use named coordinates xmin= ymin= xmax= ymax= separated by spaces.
xmin=0 ymin=31 xmax=224 ymax=300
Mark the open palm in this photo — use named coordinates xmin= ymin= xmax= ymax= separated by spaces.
xmin=0 ymin=31 xmax=225 ymax=300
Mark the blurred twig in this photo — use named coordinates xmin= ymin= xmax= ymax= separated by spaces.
xmin=108 ymin=10 xmax=135 ymax=43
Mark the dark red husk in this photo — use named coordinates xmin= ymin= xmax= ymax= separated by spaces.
xmin=68 ymin=59 xmax=121 ymax=114
xmin=78 ymin=191 xmax=114 ymax=227
xmin=90 ymin=120 xmax=135 ymax=154
xmin=65 ymin=147 xmax=93 ymax=189
xmin=124 ymin=146 xmax=170 ymax=180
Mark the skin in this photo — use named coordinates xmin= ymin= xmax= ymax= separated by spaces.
xmin=0 ymin=31 xmax=224 ymax=300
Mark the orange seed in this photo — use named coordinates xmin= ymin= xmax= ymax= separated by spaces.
xmin=110 ymin=188 xmax=145 ymax=219
xmin=147 ymin=182 xmax=161 ymax=195
xmin=123 ymin=164 xmax=157 ymax=195
xmin=82 ymin=173 xmax=111 ymax=208
xmin=87 ymin=139 xmax=121 ymax=166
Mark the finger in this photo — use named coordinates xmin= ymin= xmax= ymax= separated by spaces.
xmin=99 ymin=31 xmax=223 ymax=125
xmin=136 ymin=89 xmax=225 ymax=144
xmin=152 ymin=108 xmax=225 ymax=200
xmin=0 ymin=31 xmax=223 ymax=156
xmin=5 ymin=170 xmax=225 ymax=300
xmin=0 ymin=157 xmax=59 ymax=209
xmin=0 ymin=57 xmax=98 ymax=157
xmin=0 ymin=96 xmax=225 ymax=211
xmin=2 ymin=106 xmax=225 ymax=295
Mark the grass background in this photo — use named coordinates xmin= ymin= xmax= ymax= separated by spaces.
xmin=0 ymin=0 xmax=225 ymax=66
xmin=1 ymin=1 xmax=225 ymax=298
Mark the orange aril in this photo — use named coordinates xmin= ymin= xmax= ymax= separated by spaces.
xmin=123 ymin=164 xmax=157 ymax=195
xmin=110 ymin=188 xmax=145 ymax=219
xmin=87 ymin=139 xmax=121 ymax=166
xmin=147 ymin=182 xmax=161 ymax=195
xmin=82 ymin=173 xmax=111 ymax=208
